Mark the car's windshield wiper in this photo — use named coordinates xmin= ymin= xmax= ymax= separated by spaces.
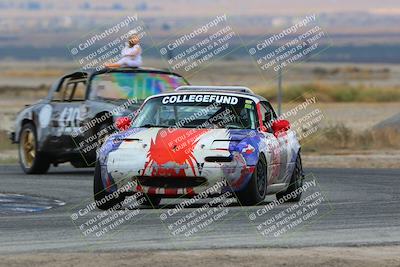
xmin=225 ymin=126 xmax=245 ymax=129
xmin=140 ymin=124 xmax=168 ymax=128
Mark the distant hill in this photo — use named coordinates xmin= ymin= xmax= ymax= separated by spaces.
xmin=2 ymin=0 xmax=400 ymax=63
xmin=2 ymin=43 xmax=400 ymax=63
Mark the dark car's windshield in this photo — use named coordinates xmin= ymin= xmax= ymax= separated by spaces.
xmin=131 ymin=94 xmax=258 ymax=129
xmin=89 ymin=72 xmax=187 ymax=101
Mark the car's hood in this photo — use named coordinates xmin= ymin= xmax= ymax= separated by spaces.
xmin=114 ymin=127 xmax=257 ymax=150
xmin=102 ymin=127 xmax=261 ymax=187
xmin=103 ymin=127 xmax=260 ymax=164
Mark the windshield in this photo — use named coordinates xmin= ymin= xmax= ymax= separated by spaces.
xmin=131 ymin=94 xmax=258 ymax=129
xmin=90 ymin=72 xmax=187 ymax=101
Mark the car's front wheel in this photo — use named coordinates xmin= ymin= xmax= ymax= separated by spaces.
xmin=18 ymin=123 xmax=50 ymax=174
xmin=236 ymin=155 xmax=267 ymax=206
xmin=142 ymin=195 xmax=161 ymax=207
xmin=93 ymin=160 xmax=125 ymax=210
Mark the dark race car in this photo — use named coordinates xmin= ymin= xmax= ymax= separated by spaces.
xmin=10 ymin=67 xmax=188 ymax=174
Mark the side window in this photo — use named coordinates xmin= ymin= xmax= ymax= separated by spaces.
xmin=260 ymin=101 xmax=277 ymax=131
xmin=259 ymin=104 xmax=267 ymax=124
xmin=52 ymin=76 xmax=87 ymax=102
xmin=261 ymin=102 xmax=276 ymax=123
xmin=52 ymin=78 xmax=74 ymax=101
xmin=70 ymin=80 xmax=86 ymax=101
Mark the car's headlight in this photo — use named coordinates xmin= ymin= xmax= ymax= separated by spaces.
xmin=210 ymin=140 xmax=231 ymax=150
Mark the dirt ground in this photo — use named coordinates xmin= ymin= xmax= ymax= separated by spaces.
xmin=303 ymin=150 xmax=400 ymax=169
xmin=1 ymin=246 xmax=399 ymax=267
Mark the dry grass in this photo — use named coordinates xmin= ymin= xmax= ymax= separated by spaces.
xmin=0 ymin=85 xmax=49 ymax=98
xmin=311 ymin=66 xmax=391 ymax=80
xmin=302 ymin=124 xmax=400 ymax=152
xmin=1 ymin=69 xmax=65 ymax=78
xmin=254 ymin=83 xmax=400 ymax=102
xmin=0 ymin=130 xmax=16 ymax=150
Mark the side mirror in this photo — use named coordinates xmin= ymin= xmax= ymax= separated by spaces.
xmin=115 ymin=116 xmax=132 ymax=131
xmin=271 ymin=120 xmax=290 ymax=136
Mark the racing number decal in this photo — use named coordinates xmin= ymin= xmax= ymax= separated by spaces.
xmin=58 ymin=107 xmax=80 ymax=130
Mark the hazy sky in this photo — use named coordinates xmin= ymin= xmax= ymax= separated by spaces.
xmin=2 ymin=0 xmax=400 ymax=16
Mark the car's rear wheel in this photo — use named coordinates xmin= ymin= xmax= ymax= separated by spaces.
xmin=18 ymin=123 xmax=50 ymax=174
xmin=236 ymin=155 xmax=267 ymax=206
xmin=276 ymin=153 xmax=304 ymax=202
xmin=94 ymin=160 xmax=125 ymax=210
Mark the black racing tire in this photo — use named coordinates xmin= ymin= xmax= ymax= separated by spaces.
xmin=236 ymin=155 xmax=267 ymax=206
xmin=18 ymin=122 xmax=50 ymax=174
xmin=84 ymin=122 xmax=113 ymax=165
xmin=276 ymin=153 xmax=304 ymax=202
xmin=93 ymin=160 xmax=125 ymax=210
xmin=97 ymin=123 xmax=114 ymax=150
xmin=142 ymin=195 xmax=162 ymax=207
xmin=70 ymin=160 xmax=90 ymax=168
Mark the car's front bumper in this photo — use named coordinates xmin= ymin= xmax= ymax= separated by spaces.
xmin=104 ymin=163 xmax=256 ymax=197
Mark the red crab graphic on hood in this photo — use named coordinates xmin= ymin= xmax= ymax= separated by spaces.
xmin=143 ymin=128 xmax=209 ymax=176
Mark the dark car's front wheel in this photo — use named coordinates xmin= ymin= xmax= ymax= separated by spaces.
xmin=18 ymin=123 xmax=50 ymax=174
xmin=236 ymin=155 xmax=267 ymax=206
xmin=94 ymin=160 xmax=125 ymax=210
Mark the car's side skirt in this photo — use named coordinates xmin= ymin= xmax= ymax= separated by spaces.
xmin=267 ymin=183 xmax=288 ymax=194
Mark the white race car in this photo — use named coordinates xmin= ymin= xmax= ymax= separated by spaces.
xmin=94 ymin=86 xmax=304 ymax=209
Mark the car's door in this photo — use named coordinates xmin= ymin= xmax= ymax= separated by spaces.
xmin=258 ymin=101 xmax=289 ymax=185
xmin=49 ymin=76 xmax=87 ymax=150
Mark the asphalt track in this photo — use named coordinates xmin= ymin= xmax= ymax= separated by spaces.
xmin=0 ymin=165 xmax=399 ymax=254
